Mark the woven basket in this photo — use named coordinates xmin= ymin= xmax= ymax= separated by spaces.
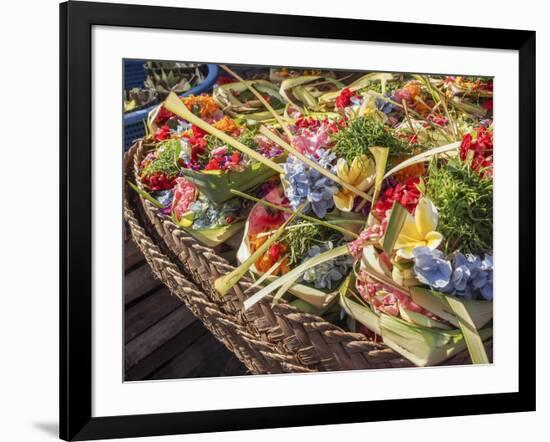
xmin=125 ymin=141 xmax=492 ymax=373
xmin=125 ymin=158 xmax=315 ymax=374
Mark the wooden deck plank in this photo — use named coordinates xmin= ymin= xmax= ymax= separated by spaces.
xmin=183 ymin=346 xmax=248 ymax=379
xmin=124 ymin=262 xmax=163 ymax=305
xmin=124 ymin=229 xmax=248 ymax=380
xmin=125 ymin=305 xmax=197 ymax=371
xmin=125 ymin=321 xmax=208 ymax=381
xmin=124 ymin=240 xmax=146 ymax=272
xmin=150 ymin=333 xmax=231 ymax=380
xmin=220 ymin=353 xmax=249 ymax=377
xmin=124 ymin=286 xmax=182 ymax=343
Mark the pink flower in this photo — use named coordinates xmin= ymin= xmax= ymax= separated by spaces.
xmin=348 ymin=224 xmax=386 ymax=260
xmin=357 ymin=272 xmax=434 ymax=318
xmin=171 ymin=177 xmax=197 ymax=220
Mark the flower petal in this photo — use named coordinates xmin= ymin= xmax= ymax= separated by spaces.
xmin=415 ymin=197 xmax=439 ymax=235
xmin=348 ymin=156 xmax=364 ymax=184
xmin=336 ymin=158 xmax=350 ymax=181
xmin=396 ymin=245 xmax=417 ymax=259
xmin=424 ymin=231 xmax=443 ymax=250
xmin=333 ymin=191 xmax=354 ymax=212
xmin=398 ymin=212 xmax=424 ymax=243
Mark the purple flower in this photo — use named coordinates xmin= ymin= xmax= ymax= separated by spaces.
xmin=413 ymin=248 xmax=493 ymax=300
xmin=412 ymin=247 xmax=453 ymax=290
xmin=283 ymin=149 xmax=338 ymax=218
xmin=461 ymin=253 xmax=492 ymax=300
xmin=377 ymin=94 xmax=395 ymax=114
xmin=479 ymin=255 xmax=493 ymax=300
xmin=300 ymin=242 xmax=352 ymax=290
xmin=452 ymin=254 xmax=471 ymax=292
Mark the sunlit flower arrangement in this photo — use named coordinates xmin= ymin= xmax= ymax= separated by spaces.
xmin=129 ymin=65 xmax=495 ymax=366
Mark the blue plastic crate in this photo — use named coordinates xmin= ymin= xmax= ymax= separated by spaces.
xmin=124 ymin=60 xmax=148 ymax=90
xmin=123 ymin=63 xmax=219 ymax=150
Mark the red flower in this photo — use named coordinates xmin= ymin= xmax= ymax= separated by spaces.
xmin=189 ymin=138 xmax=207 ymax=164
xmin=269 ymin=243 xmax=283 ymax=260
xmin=216 ymin=76 xmax=235 ymax=86
xmin=154 ymin=107 xmax=175 ymax=126
xmin=294 ymin=117 xmax=321 ymax=130
xmin=428 ymin=115 xmax=448 ymax=126
xmin=203 ymin=151 xmax=242 ymax=171
xmin=293 ymin=116 xmax=345 ymax=135
xmin=191 ymin=125 xmax=206 ymax=138
xmin=481 ymin=99 xmax=493 ymax=111
xmin=475 ymin=79 xmax=493 ymax=92
xmin=204 ymin=157 xmax=223 ymax=171
xmin=230 ymin=152 xmax=240 ymax=164
xmin=182 ymin=125 xmax=208 ymax=166
xmin=332 ymin=119 xmax=346 ymax=132
xmin=459 ymin=127 xmax=493 ymax=176
xmin=373 ymin=177 xmax=421 ymax=219
xmin=247 ymin=188 xmax=290 ymax=236
xmin=142 ymin=172 xmax=176 ymax=191
xmin=335 ymin=88 xmax=357 ymax=110
xmin=153 ymin=124 xmax=171 ymax=142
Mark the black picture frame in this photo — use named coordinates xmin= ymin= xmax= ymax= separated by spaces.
xmin=60 ymin=1 xmax=536 ymax=440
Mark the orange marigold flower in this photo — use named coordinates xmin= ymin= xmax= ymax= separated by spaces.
xmin=404 ymin=81 xmax=421 ymax=99
xmin=182 ymin=95 xmax=220 ymax=118
xmin=249 ymin=234 xmax=291 ymax=275
xmin=393 ymin=153 xmax=426 ymax=182
xmin=415 ymin=100 xmax=432 ymax=117
xmin=213 ymin=116 xmax=239 ymax=134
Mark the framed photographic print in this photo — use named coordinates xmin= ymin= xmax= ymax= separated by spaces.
xmin=60 ymin=1 xmax=536 ymax=440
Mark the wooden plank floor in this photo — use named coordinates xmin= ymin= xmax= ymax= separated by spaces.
xmin=124 ymin=238 xmax=248 ymax=381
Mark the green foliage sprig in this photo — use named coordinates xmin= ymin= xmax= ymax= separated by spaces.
xmin=332 ymin=117 xmax=413 ymax=164
xmin=426 ymin=157 xmax=493 ymax=254
xmin=204 ymin=127 xmax=258 ymax=152
xmin=142 ymin=140 xmax=181 ymax=177
xmin=282 ymin=221 xmax=340 ymax=265
xmin=360 ymin=80 xmax=401 ymax=95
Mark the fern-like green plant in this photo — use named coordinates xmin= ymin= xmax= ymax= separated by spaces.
xmin=426 ymin=157 xmax=493 ymax=254
xmin=332 ymin=117 xmax=415 ymax=164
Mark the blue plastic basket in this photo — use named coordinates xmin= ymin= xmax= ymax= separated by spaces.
xmin=123 ymin=63 xmax=219 ymax=150
xmin=124 ymin=60 xmax=148 ymax=90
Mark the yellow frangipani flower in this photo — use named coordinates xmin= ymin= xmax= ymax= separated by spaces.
xmin=333 ymin=155 xmax=375 ymax=212
xmin=394 ymin=196 xmax=443 ymax=259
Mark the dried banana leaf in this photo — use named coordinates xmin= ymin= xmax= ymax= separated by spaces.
xmin=213 ymin=80 xmax=285 ymax=121
xmin=279 ymin=75 xmax=344 ymax=112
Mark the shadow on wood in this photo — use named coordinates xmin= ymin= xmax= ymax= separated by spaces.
xmin=124 ymin=236 xmax=248 ymax=381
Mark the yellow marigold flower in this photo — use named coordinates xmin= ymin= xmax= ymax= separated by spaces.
xmin=333 ymin=155 xmax=375 ymax=212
